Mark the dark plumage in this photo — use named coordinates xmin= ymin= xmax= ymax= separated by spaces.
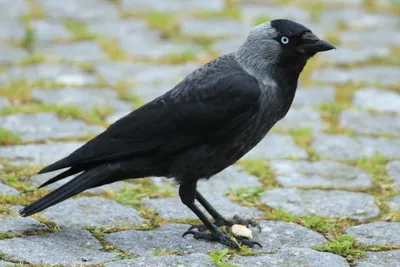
xmin=20 ymin=19 xmax=335 ymax=248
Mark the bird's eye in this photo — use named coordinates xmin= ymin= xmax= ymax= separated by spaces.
xmin=281 ymin=36 xmax=289 ymax=44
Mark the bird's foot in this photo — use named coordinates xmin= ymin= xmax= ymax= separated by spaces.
xmin=182 ymin=229 xmax=262 ymax=249
xmin=187 ymin=215 xmax=261 ymax=232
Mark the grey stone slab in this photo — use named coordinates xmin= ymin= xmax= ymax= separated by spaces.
xmin=293 ymin=86 xmax=335 ymax=106
xmin=121 ymin=0 xmax=225 ymax=12
xmin=0 ymin=182 xmax=19 ymax=196
xmin=387 ymin=195 xmax=400 ymax=211
xmin=30 ymin=170 xmax=133 ymax=195
xmin=311 ymin=67 xmax=400 ymax=87
xmin=323 ymin=47 xmax=390 ymax=65
xmin=0 ymin=22 xmax=25 ymax=41
xmin=241 ymin=5 xmax=310 ymax=26
xmin=269 ymin=160 xmax=372 ymax=188
xmin=144 ymin=192 xmax=263 ymax=220
xmin=0 ymin=228 xmax=117 ymax=265
xmin=120 ymin=36 xmax=203 ymax=58
xmin=0 ymin=113 xmax=104 ymax=142
xmin=41 ymin=196 xmax=143 ymax=228
xmin=340 ymin=110 xmax=400 ymax=135
xmin=87 ymin=19 xmax=149 ymax=39
xmin=341 ymin=30 xmax=400 ymax=47
xmin=106 ymin=110 xmax=131 ymax=125
xmin=30 ymin=20 xmax=72 ymax=41
xmin=0 ymin=64 xmax=97 ymax=86
xmin=0 ymin=261 xmax=16 ymax=267
xmin=261 ymin=188 xmax=380 ymax=220
xmin=388 ymin=161 xmax=400 ymax=191
xmin=252 ymin=221 xmax=327 ymax=252
xmin=35 ymin=42 xmax=107 ymax=62
xmin=104 ymin=253 xmax=215 ymax=267
xmin=105 ymin=224 xmax=224 ymax=256
xmin=181 ymin=18 xmax=249 ymax=38
xmin=0 ymin=216 xmax=48 ymax=233
xmin=274 ymin=106 xmax=325 ymax=133
xmin=38 ymin=0 xmax=119 ymax=21
xmin=353 ymin=88 xmax=400 ymax=113
xmin=345 ymin=222 xmax=400 ymax=246
xmin=96 ymin=62 xmax=199 ymax=86
xmin=230 ymin=247 xmax=349 ymax=267
xmin=0 ymin=0 xmax=27 ymax=20
xmin=0 ymin=142 xmax=84 ymax=166
xmin=354 ymin=250 xmax=400 ymax=267
xmin=244 ymin=134 xmax=308 ymax=160
xmin=312 ymin=135 xmax=400 ymax=160
xmin=0 ymin=97 xmax=10 ymax=109
xmin=32 ymin=87 xmax=132 ymax=112
xmin=212 ymin=37 xmax=245 ymax=55
xmin=0 ymin=44 xmax=28 ymax=63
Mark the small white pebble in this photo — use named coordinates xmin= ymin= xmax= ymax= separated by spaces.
xmin=232 ymin=224 xmax=253 ymax=238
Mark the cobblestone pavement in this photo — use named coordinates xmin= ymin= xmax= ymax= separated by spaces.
xmin=0 ymin=0 xmax=399 ymax=266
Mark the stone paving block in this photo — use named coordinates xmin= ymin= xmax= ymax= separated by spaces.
xmin=340 ymin=110 xmax=400 ymax=135
xmin=38 ymin=0 xmax=119 ymax=21
xmin=0 ymin=22 xmax=25 ymax=41
xmin=261 ymin=188 xmax=380 ymax=221
xmin=106 ymin=110 xmax=131 ymax=125
xmin=0 ymin=113 xmax=104 ymax=142
xmin=252 ymin=221 xmax=327 ymax=252
xmin=0 ymin=44 xmax=28 ymax=63
xmin=388 ymin=161 xmax=400 ymax=191
xmin=29 ymin=20 xmax=72 ymax=41
xmin=274 ymin=106 xmax=325 ymax=133
xmin=229 ymin=247 xmax=349 ymax=267
xmin=40 ymin=196 xmax=143 ymax=228
xmin=144 ymin=192 xmax=263 ymax=220
xmin=121 ymin=0 xmax=225 ymax=12
xmin=311 ymin=67 xmax=400 ymax=87
xmin=323 ymin=47 xmax=390 ymax=65
xmin=388 ymin=195 xmax=400 ymax=211
xmin=353 ymin=88 xmax=400 ymax=113
xmin=312 ymin=134 xmax=400 ymax=160
xmin=0 ymin=97 xmax=10 ymax=109
xmin=104 ymin=253 xmax=215 ymax=267
xmin=0 ymin=0 xmax=27 ymax=20
xmin=0 ymin=182 xmax=19 ymax=196
xmin=0 ymin=261 xmax=16 ymax=267
xmin=32 ymin=87 xmax=132 ymax=112
xmin=35 ymin=41 xmax=107 ymax=62
xmin=241 ymin=5 xmax=310 ymax=26
xmin=244 ymin=134 xmax=308 ymax=160
xmin=120 ymin=36 xmax=203 ymax=58
xmin=87 ymin=19 xmax=149 ymax=39
xmin=0 ymin=228 xmax=117 ymax=265
xmin=0 ymin=216 xmax=48 ymax=233
xmin=0 ymin=142 xmax=84 ymax=166
xmin=105 ymin=224 xmax=224 ymax=256
xmin=0 ymin=64 xmax=97 ymax=86
xmin=354 ymin=250 xmax=400 ymax=267
xmin=269 ymin=160 xmax=372 ymax=188
xmin=212 ymin=37 xmax=245 ymax=55
xmin=345 ymin=222 xmax=400 ymax=246
xmin=341 ymin=30 xmax=400 ymax=46
xmin=181 ymin=18 xmax=249 ymax=38
xmin=293 ymin=86 xmax=335 ymax=106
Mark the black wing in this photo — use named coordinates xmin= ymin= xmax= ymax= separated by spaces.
xmin=39 ymin=71 xmax=261 ymax=173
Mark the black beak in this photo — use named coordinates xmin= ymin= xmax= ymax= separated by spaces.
xmin=299 ymin=32 xmax=336 ymax=54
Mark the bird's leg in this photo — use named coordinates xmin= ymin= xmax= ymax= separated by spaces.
xmin=187 ymin=191 xmax=261 ymax=233
xmin=179 ymin=182 xmax=261 ymax=249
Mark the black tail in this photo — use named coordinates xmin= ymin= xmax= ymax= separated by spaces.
xmin=20 ymin=164 xmax=119 ymax=217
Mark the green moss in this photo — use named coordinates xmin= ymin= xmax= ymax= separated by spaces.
xmin=155 ymin=51 xmax=199 ymax=64
xmin=238 ymin=160 xmax=280 ymax=189
xmin=253 ymin=16 xmax=273 ymax=26
xmin=146 ymin=12 xmax=180 ymax=39
xmin=0 ymin=128 xmax=21 ymax=145
xmin=98 ymin=38 xmax=129 ymax=60
xmin=288 ymin=128 xmax=321 ymax=161
xmin=63 ymin=20 xmax=96 ymax=41
xmin=192 ymin=7 xmax=241 ymax=20
xmin=20 ymin=0 xmax=46 ymax=23
xmin=317 ymin=102 xmax=353 ymax=135
xmin=114 ymin=82 xmax=144 ymax=108
xmin=313 ymin=234 xmax=366 ymax=259
xmin=208 ymin=249 xmax=236 ymax=267
xmin=22 ymin=25 xmax=35 ymax=52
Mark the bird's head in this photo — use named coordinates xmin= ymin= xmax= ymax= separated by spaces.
xmin=236 ymin=19 xmax=335 ymax=81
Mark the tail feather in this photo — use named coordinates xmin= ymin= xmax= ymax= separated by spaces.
xmin=20 ymin=165 xmax=118 ymax=217
xmin=38 ymin=166 xmax=84 ymax=189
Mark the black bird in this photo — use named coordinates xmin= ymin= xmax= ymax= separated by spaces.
xmin=20 ymin=19 xmax=335 ymax=248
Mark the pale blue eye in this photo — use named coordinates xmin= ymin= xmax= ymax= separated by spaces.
xmin=281 ymin=36 xmax=289 ymax=44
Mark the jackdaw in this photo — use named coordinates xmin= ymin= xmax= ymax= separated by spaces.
xmin=20 ymin=19 xmax=335 ymax=248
